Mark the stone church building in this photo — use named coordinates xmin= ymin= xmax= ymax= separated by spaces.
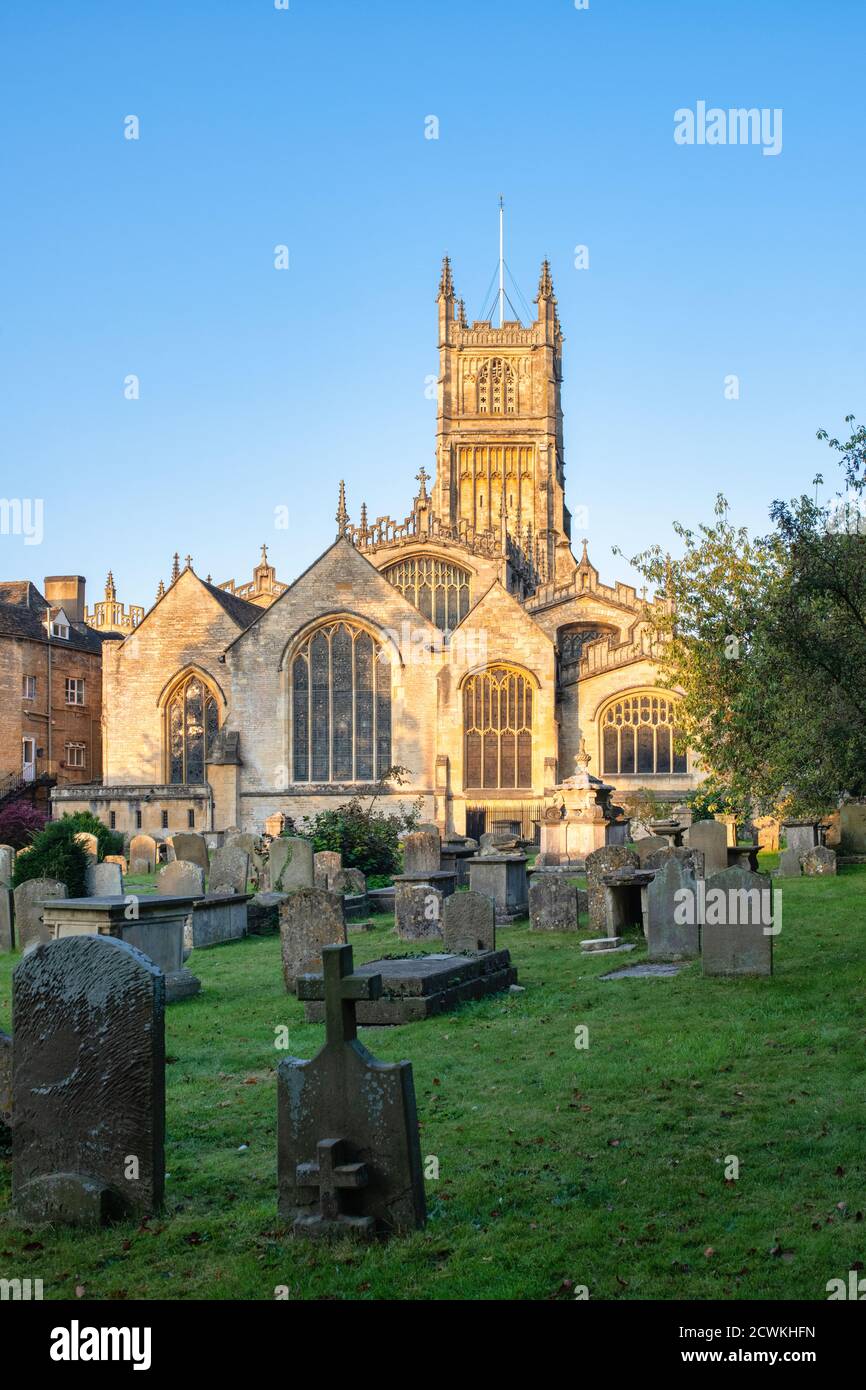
xmin=53 ymin=255 xmax=700 ymax=840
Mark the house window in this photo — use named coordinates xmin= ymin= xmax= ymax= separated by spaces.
xmin=463 ymin=665 xmax=533 ymax=790
xmin=51 ymin=619 xmax=70 ymax=639
xmin=187 ymin=809 xmax=195 ymax=828
xmin=22 ymin=675 xmax=37 ymax=701
xmin=600 ymin=693 xmax=687 ymax=776
xmin=383 ymin=556 xmax=471 ymax=630
xmin=65 ymin=742 xmax=86 ymax=769
xmin=161 ymin=810 xmax=169 ymax=829
xmin=291 ymin=621 xmax=391 ymax=783
xmin=135 ymin=809 xmax=142 ymax=829
xmin=166 ymin=673 xmax=220 ymax=784
xmin=65 ymin=678 xmax=85 ymax=705
xmin=110 ymin=811 xmax=116 ymax=829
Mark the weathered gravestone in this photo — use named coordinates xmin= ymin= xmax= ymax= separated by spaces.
xmin=280 ymin=943 xmax=426 ymax=1237
xmin=104 ymin=853 xmax=127 ymax=874
xmin=840 ymin=802 xmax=866 ymax=853
xmin=74 ymin=832 xmax=98 ymax=862
xmin=645 ymin=845 xmax=705 ymax=879
xmin=634 ymin=835 xmax=668 ymax=865
xmin=402 ymin=830 xmax=441 ymax=875
xmin=1 ymin=887 xmax=13 ymax=952
xmin=85 ymin=861 xmax=123 ymax=897
xmin=332 ymin=867 xmax=367 ymax=896
xmin=129 ymin=834 xmax=159 ymax=873
xmin=529 ymin=875 xmax=579 ymax=931
xmin=777 ymin=847 xmax=801 ymax=877
xmin=280 ymin=887 xmax=346 ymax=991
xmin=302 ymin=951 xmax=517 ymax=1025
xmin=0 ymin=1030 xmax=11 ymax=1145
xmin=442 ymin=890 xmax=495 ymax=953
xmin=269 ymin=836 xmax=314 ymax=892
xmin=645 ymin=857 xmax=700 ymax=961
xmin=0 ymin=844 xmax=16 ymax=884
xmin=157 ymin=860 xmax=206 ymax=898
xmin=467 ymin=852 xmax=528 ymax=923
xmin=12 ymin=878 xmax=67 ymax=951
xmin=701 ymin=867 xmax=773 ymax=977
xmin=687 ymin=820 xmax=728 ymax=876
xmin=208 ymin=844 xmax=250 ymax=894
xmin=247 ymin=890 xmax=287 ymax=935
xmin=12 ymin=934 xmax=165 ymax=1225
xmin=800 ymin=846 xmax=837 ymax=876
xmin=264 ymin=812 xmax=286 ymax=838
xmin=169 ymin=832 xmax=209 ymax=874
xmin=395 ymin=883 xmax=443 ymax=940
xmin=585 ymin=846 xmax=639 ymax=933
xmin=314 ymin=851 xmax=342 ymax=889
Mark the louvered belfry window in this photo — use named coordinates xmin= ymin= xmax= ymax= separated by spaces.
xmin=292 ymin=621 xmax=391 ymax=783
xmin=463 ymin=665 xmax=533 ymax=790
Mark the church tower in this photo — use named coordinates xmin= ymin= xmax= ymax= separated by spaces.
xmin=432 ymin=255 xmax=575 ymax=584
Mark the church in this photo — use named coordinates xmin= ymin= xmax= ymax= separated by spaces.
xmin=53 ymin=254 xmax=700 ymax=840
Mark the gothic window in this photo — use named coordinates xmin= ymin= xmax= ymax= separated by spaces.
xmin=291 ymin=621 xmax=391 ymax=783
xmin=464 ymin=665 xmax=533 ymax=790
xmin=477 ymin=359 xmax=516 ymax=415
xmin=166 ymin=673 xmax=220 ymax=784
xmin=383 ymin=556 xmax=471 ymax=630
xmin=600 ymin=693 xmax=687 ymax=777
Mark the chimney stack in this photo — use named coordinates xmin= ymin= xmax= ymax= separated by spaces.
xmin=44 ymin=575 xmax=86 ymax=624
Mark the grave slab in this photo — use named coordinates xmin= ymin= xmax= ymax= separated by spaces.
xmin=302 ymin=949 xmax=517 ymax=1025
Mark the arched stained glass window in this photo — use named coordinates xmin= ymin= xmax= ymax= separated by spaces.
xmin=292 ymin=621 xmax=391 ymax=783
xmin=166 ymin=674 xmax=220 ymax=784
xmin=383 ymin=556 xmax=471 ymax=630
xmin=600 ymin=693 xmax=687 ymax=776
xmin=463 ymin=665 xmax=533 ymax=790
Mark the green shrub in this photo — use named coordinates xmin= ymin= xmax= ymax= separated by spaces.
xmin=59 ymin=810 xmax=124 ymax=861
xmin=289 ymin=796 xmax=420 ymax=879
xmin=11 ymin=819 xmax=89 ymax=897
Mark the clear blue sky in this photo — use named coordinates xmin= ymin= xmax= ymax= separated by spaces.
xmin=1 ymin=0 xmax=864 ymax=606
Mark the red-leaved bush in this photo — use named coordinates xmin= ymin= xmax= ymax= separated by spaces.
xmin=0 ymin=797 xmax=49 ymax=850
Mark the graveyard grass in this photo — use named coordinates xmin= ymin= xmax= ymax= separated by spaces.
xmin=1 ymin=862 xmax=864 ymax=1301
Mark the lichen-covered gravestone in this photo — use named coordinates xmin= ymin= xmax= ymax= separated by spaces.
xmin=280 ymin=943 xmax=426 ymax=1237
xmin=129 ymin=834 xmax=159 ymax=873
xmin=1 ymin=887 xmax=13 ymax=953
xmin=645 ymin=846 xmax=705 ymax=879
xmin=157 ymin=860 xmax=205 ymax=897
xmin=280 ymin=887 xmax=346 ymax=991
xmin=645 ymin=857 xmax=700 ymax=960
xmin=12 ymin=878 xmax=67 ymax=951
xmin=800 ymin=846 xmax=837 ymax=876
xmin=634 ymin=836 xmax=667 ymax=865
xmin=208 ymin=844 xmax=250 ymax=894
xmin=0 ymin=1030 xmax=11 ymax=1146
xmin=686 ymin=820 xmax=728 ymax=876
xmin=403 ymin=830 xmax=441 ymax=875
xmin=777 ymin=847 xmax=801 ymax=878
xmin=701 ymin=867 xmax=773 ymax=977
xmin=585 ymin=847 xmax=639 ymax=933
xmin=529 ymin=875 xmax=579 ymax=931
xmin=85 ymin=861 xmax=123 ymax=897
xmin=395 ymin=883 xmax=443 ymax=940
xmin=314 ymin=851 xmax=342 ymax=890
xmin=169 ymin=832 xmax=209 ymax=874
xmin=332 ymin=867 xmax=366 ymax=896
xmin=442 ymin=890 xmax=495 ymax=953
xmin=12 ymin=934 xmax=165 ymax=1225
xmin=0 ymin=844 xmax=16 ymax=885
xmin=269 ymin=836 xmax=314 ymax=891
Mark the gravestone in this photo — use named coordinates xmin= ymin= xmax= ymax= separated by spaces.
xmin=634 ymin=835 xmax=667 ymax=865
xmin=314 ymin=850 xmax=342 ymax=889
xmin=269 ymin=836 xmax=314 ymax=892
xmin=332 ymin=867 xmax=366 ymax=896
xmin=264 ymin=812 xmax=285 ymax=838
xmin=12 ymin=878 xmax=67 ymax=950
xmin=777 ymin=847 xmax=801 ymax=878
xmin=209 ymin=844 xmax=250 ymax=894
xmin=467 ymin=853 xmax=528 ymax=923
xmin=402 ymin=830 xmax=440 ymax=876
xmin=645 ymin=857 xmax=700 ymax=960
xmin=74 ymin=832 xmax=98 ymax=862
xmin=645 ymin=845 xmax=705 ymax=879
xmin=585 ymin=846 xmax=639 ymax=933
xmin=1 ymin=887 xmax=12 ymax=952
xmin=12 ymin=934 xmax=165 ymax=1225
xmin=701 ymin=867 xmax=773 ymax=977
xmin=129 ymin=834 xmax=159 ymax=873
xmin=442 ymin=890 xmax=495 ymax=954
xmin=840 ymin=802 xmax=866 ymax=853
xmin=529 ymin=875 xmax=579 ymax=931
xmin=169 ymin=832 xmax=209 ymax=874
xmin=687 ymin=820 xmax=729 ymax=876
xmin=395 ymin=883 xmax=443 ymax=940
xmin=800 ymin=846 xmax=837 ymax=876
xmin=247 ymin=890 xmax=287 ymax=935
xmin=85 ymin=861 xmax=123 ymax=897
xmin=157 ymin=860 xmax=206 ymax=898
xmin=302 ymin=950 xmax=517 ymax=1025
xmin=104 ymin=853 xmax=128 ymax=873
xmin=0 ymin=844 xmax=16 ymax=884
xmin=280 ymin=943 xmax=426 ymax=1236
xmin=280 ymin=887 xmax=346 ymax=991
xmin=0 ymin=1030 xmax=11 ymax=1144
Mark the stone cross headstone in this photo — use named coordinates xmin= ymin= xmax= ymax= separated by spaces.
xmin=157 ymin=860 xmax=206 ymax=898
xmin=269 ymin=836 xmax=314 ymax=892
xmin=686 ymin=820 xmax=728 ymax=876
xmin=442 ymin=890 xmax=495 ymax=953
xmin=314 ymin=850 xmax=342 ymax=889
xmin=1 ymin=887 xmax=13 ymax=952
xmin=208 ymin=844 xmax=250 ymax=894
xmin=12 ymin=934 xmax=165 ymax=1225
xmin=402 ymin=830 xmax=441 ymax=876
xmin=12 ymin=878 xmax=67 ymax=951
xmin=169 ymin=832 xmax=209 ymax=874
xmin=280 ymin=887 xmax=347 ymax=991
xmin=395 ymin=882 xmax=443 ymax=940
xmin=0 ymin=844 xmax=16 ymax=885
xmin=279 ymin=943 xmax=426 ymax=1236
xmin=529 ymin=875 xmax=579 ymax=931
xmin=800 ymin=846 xmax=837 ymax=876
xmin=645 ymin=857 xmax=700 ymax=960
xmin=701 ymin=867 xmax=773 ymax=976
xmin=85 ymin=861 xmax=124 ymax=897
xmin=585 ymin=846 xmax=639 ymax=933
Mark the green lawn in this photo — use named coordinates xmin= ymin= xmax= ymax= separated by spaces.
xmin=1 ymin=866 xmax=864 ymax=1301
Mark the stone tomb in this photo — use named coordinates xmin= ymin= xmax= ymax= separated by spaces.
xmin=39 ymin=896 xmax=201 ymax=1002
xmin=467 ymin=852 xmax=528 ymax=923
xmin=280 ymin=887 xmax=346 ymax=991
xmin=12 ymin=877 xmax=67 ymax=951
xmin=85 ymin=861 xmax=124 ymax=897
xmin=686 ymin=820 xmax=729 ymax=876
xmin=302 ymin=949 xmax=517 ymax=1026
xmin=12 ymin=934 xmax=165 ymax=1225
xmin=269 ymin=836 xmax=314 ymax=892
xmin=645 ymin=857 xmax=700 ymax=961
xmin=280 ymin=944 xmax=426 ymax=1237
xmin=528 ymin=874 xmax=579 ymax=931
xmin=442 ymin=890 xmax=495 ymax=953
xmin=701 ymin=867 xmax=773 ymax=977
xmin=187 ymin=892 xmax=250 ymax=949
xmin=585 ymin=846 xmax=639 ymax=933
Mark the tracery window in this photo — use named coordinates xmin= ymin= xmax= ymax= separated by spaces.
xmin=167 ymin=674 xmax=220 ymax=783
xmin=292 ymin=621 xmax=391 ymax=783
xmin=464 ymin=665 xmax=533 ymax=790
xmin=477 ymin=358 xmax=516 ymax=415
xmin=600 ymin=693 xmax=687 ymax=776
xmin=383 ymin=556 xmax=471 ymax=629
